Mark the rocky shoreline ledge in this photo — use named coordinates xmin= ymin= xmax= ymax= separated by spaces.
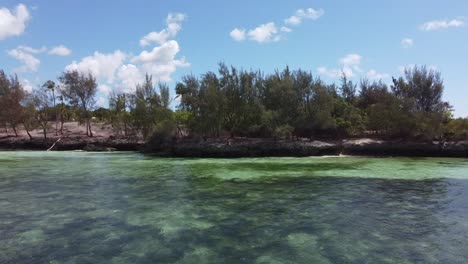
xmin=0 ymin=136 xmax=143 ymax=151
xmin=1 ymin=137 xmax=468 ymax=158
xmin=146 ymin=138 xmax=468 ymax=158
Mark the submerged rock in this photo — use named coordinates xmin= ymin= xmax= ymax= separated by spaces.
xmin=343 ymin=139 xmax=468 ymax=157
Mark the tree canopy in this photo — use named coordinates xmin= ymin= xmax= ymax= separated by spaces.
xmin=0 ymin=64 xmax=465 ymax=142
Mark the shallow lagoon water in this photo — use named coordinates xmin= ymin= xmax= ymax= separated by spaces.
xmin=1 ymin=152 xmax=468 ymax=263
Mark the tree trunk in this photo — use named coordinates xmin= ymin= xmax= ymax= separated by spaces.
xmin=85 ymin=119 xmax=89 ymax=136
xmin=12 ymin=125 xmax=18 ymax=137
xmin=24 ymin=124 xmax=33 ymax=140
xmin=60 ymin=118 xmax=64 ymax=134
xmin=43 ymin=127 xmax=47 ymax=140
xmin=53 ymin=89 xmax=58 ymax=136
xmin=88 ymin=119 xmax=93 ymax=137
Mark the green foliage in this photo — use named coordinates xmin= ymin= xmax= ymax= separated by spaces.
xmin=109 ymin=93 xmax=131 ymax=137
xmin=273 ymin=125 xmax=294 ymax=140
xmin=93 ymin=107 xmax=111 ymax=122
xmin=0 ymin=71 xmax=26 ymax=136
xmin=0 ymin=64 xmax=462 ymax=143
xmin=444 ymin=118 xmax=468 ymax=140
xmin=59 ymin=70 xmax=98 ymax=137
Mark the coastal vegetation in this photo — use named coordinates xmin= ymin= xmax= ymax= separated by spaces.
xmin=1 ymin=65 xmax=468 ymax=144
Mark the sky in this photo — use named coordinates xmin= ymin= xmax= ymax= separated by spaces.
xmin=1 ymin=0 xmax=467 ymax=116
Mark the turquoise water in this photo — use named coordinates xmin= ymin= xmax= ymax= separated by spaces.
xmin=1 ymin=152 xmax=468 ymax=263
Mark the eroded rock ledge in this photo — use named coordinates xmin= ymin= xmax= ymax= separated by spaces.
xmin=0 ymin=136 xmax=142 ymax=151
xmin=2 ymin=137 xmax=468 ymax=157
xmin=146 ymin=138 xmax=468 ymax=158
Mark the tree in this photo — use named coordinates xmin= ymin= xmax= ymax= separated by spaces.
xmin=174 ymin=110 xmax=193 ymax=138
xmin=131 ymin=74 xmax=158 ymax=139
xmin=392 ymin=66 xmax=445 ymax=113
xmin=198 ymin=71 xmax=224 ymax=136
xmin=358 ymin=79 xmax=389 ymax=110
xmin=339 ymin=73 xmax=357 ymax=104
xmin=59 ymin=70 xmax=97 ymax=137
xmin=21 ymin=96 xmax=38 ymax=140
xmin=33 ymin=88 xmax=54 ymax=140
xmin=391 ymin=66 xmax=450 ymax=139
xmin=308 ymin=83 xmax=336 ymax=136
xmin=0 ymin=71 xmax=26 ymax=136
xmin=109 ymin=93 xmax=131 ymax=137
xmin=43 ymin=80 xmax=58 ymax=136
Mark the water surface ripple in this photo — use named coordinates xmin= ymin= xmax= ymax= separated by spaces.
xmin=1 ymin=152 xmax=468 ymax=263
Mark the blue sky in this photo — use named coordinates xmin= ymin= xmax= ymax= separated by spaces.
xmin=1 ymin=0 xmax=467 ymax=116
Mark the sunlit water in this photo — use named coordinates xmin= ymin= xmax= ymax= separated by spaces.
xmin=1 ymin=152 xmax=468 ymax=263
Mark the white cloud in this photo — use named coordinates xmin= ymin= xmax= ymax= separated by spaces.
xmin=339 ymin=53 xmax=362 ymax=67
xmin=285 ymin=8 xmax=324 ymax=26
xmin=7 ymin=44 xmax=73 ymax=72
xmin=98 ymin=84 xmax=113 ymax=96
xmin=49 ymin=45 xmax=72 ymax=56
xmin=317 ymin=67 xmax=342 ymax=78
xmin=0 ymin=4 xmax=31 ymax=40
xmin=132 ymin=40 xmax=189 ymax=82
xmin=318 ymin=53 xmax=384 ymax=79
xmin=16 ymin=45 xmax=47 ymax=54
xmin=116 ymin=64 xmax=145 ymax=93
xmin=367 ymin=69 xmax=390 ymax=80
xmin=66 ymin=12 xmax=189 ymax=98
xmin=420 ymin=18 xmax=464 ymax=31
xmin=65 ymin=50 xmax=127 ymax=83
xmin=230 ymin=28 xmax=246 ymax=42
xmin=231 ymin=7 xmax=323 ymax=44
xmin=95 ymin=97 xmax=108 ymax=108
xmin=247 ymin=22 xmax=280 ymax=43
xmin=7 ymin=48 xmax=40 ymax=72
xmin=140 ymin=13 xmax=186 ymax=46
xmin=20 ymin=79 xmax=33 ymax=93
xmin=401 ymin=38 xmax=414 ymax=48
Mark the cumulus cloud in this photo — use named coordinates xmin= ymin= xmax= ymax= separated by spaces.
xmin=20 ymin=79 xmax=33 ymax=93
xmin=7 ymin=44 xmax=73 ymax=72
xmin=317 ymin=67 xmax=343 ymax=78
xmin=117 ymin=64 xmax=145 ymax=93
xmin=420 ymin=18 xmax=464 ymax=31
xmin=65 ymin=12 xmax=190 ymax=97
xmin=49 ymin=45 xmax=72 ymax=56
xmin=318 ymin=53 xmax=362 ymax=77
xmin=140 ymin=13 xmax=186 ymax=46
xmin=230 ymin=23 xmax=280 ymax=43
xmin=247 ymin=22 xmax=280 ymax=43
xmin=98 ymin=84 xmax=113 ymax=97
xmin=285 ymin=8 xmax=324 ymax=26
xmin=230 ymin=28 xmax=246 ymax=42
xmin=366 ymin=69 xmax=390 ymax=80
xmin=65 ymin=50 xmax=127 ymax=83
xmin=16 ymin=45 xmax=47 ymax=54
xmin=340 ymin=53 xmax=362 ymax=68
xmin=7 ymin=48 xmax=40 ymax=72
xmin=280 ymin=26 xmax=292 ymax=32
xmin=132 ymin=40 xmax=189 ymax=82
xmin=230 ymin=7 xmax=323 ymax=43
xmin=0 ymin=4 xmax=31 ymax=40
xmin=401 ymin=38 xmax=414 ymax=48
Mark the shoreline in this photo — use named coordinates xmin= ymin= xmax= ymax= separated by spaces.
xmin=0 ymin=136 xmax=143 ymax=152
xmin=151 ymin=138 xmax=468 ymax=158
xmin=2 ymin=137 xmax=467 ymax=158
